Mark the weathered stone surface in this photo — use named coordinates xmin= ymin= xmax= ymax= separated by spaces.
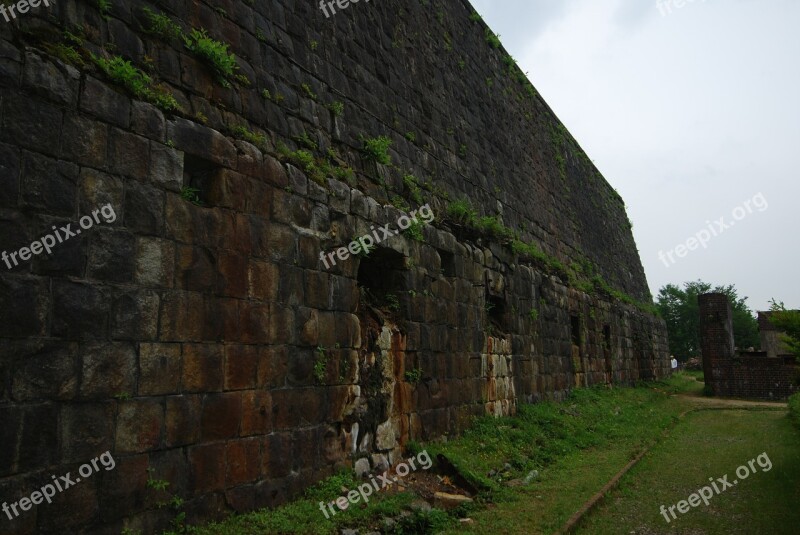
xmin=80 ymin=342 xmax=137 ymax=399
xmin=115 ymin=399 xmax=163 ymax=454
xmin=139 ymin=343 xmax=182 ymax=396
xmin=80 ymin=76 xmax=130 ymax=129
xmin=167 ymin=118 xmax=236 ymax=168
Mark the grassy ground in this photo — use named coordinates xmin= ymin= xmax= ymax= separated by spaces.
xmin=185 ymin=373 xmax=798 ymax=534
xmin=577 ymin=409 xmax=800 ymax=534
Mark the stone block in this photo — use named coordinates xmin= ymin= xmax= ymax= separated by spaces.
xmin=124 ymin=181 xmax=165 ymax=235
xmin=131 ymin=101 xmax=166 ymax=141
xmin=87 ymin=227 xmax=136 ymax=283
xmin=109 ymin=128 xmax=151 ymax=181
xmin=262 ymin=432 xmax=292 ymax=479
xmin=150 ymin=142 xmax=184 ymax=191
xmin=80 ymin=342 xmax=137 ymax=399
xmin=10 ymin=340 xmax=79 ymax=401
xmin=159 ymin=291 xmax=204 ymax=342
xmin=201 ymin=392 xmax=242 ymax=440
xmin=80 ymin=76 xmax=130 ymax=128
xmin=167 ymin=118 xmax=236 ymax=168
xmin=111 ymin=289 xmax=160 ymax=340
xmin=165 ymin=394 xmax=202 ymax=447
xmin=20 ymin=151 xmax=78 ymax=216
xmin=0 ymin=276 xmax=48 ymax=337
xmin=139 ymin=343 xmax=182 ymax=396
xmin=52 ymin=280 xmax=110 ymax=340
xmin=99 ymin=454 xmax=149 ymax=522
xmin=135 ymin=237 xmax=175 ymax=288
xmin=224 ymin=345 xmax=259 ymax=391
xmin=188 ymin=443 xmax=226 ymax=495
xmin=248 ymin=260 xmax=279 ymax=301
xmin=59 ymin=402 xmax=115 ymax=463
xmin=226 ymin=438 xmax=261 ymax=486
xmin=78 ymin=168 xmax=125 ymax=220
xmin=182 ymin=343 xmax=223 ymax=393
xmin=61 ymin=114 xmax=108 ymax=169
xmin=0 ymin=142 xmax=19 ymax=208
xmin=240 ymin=390 xmax=272 ymax=436
xmin=1 ymin=93 xmax=63 ymax=157
xmin=115 ymin=399 xmax=163 ymax=454
xmin=257 ymin=346 xmax=288 ymax=389
xmin=216 ymin=252 xmax=248 ymax=298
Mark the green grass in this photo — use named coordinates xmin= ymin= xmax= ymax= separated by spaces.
xmin=578 ymin=409 xmax=800 ymax=534
xmin=789 ymin=392 xmax=800 ymax=429
xmin=142 ymin=7 xmax=182 ymax=40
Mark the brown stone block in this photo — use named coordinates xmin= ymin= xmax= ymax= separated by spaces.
xmin=182 ymin=344 xmax=223 ymax=392
xmin=241 ymin=389 xmax=272 ymax=436
xmin=335 ymin=313 xmax=361 ymax=349
xmin=304 ymin=270 xmax=329 ymax=310
xmin=298 ymin=234 xmax=322 ymax=269
xmin=257 ymin=346 xmax=288 ymax=388
xmin=59 ymin=402 xmax=116 ymax=463
xmin=317 ymin=311 xmax=337 ymax=348
xmin=201 ymin=392 xmax=242 ymax=440
xmin=239 ymin=302 xmax=270 ymax=344
xmin=269 ymin=304 xmax=295 ymax=345
xmin=207 ymin=169 xmax=250 ymax=211
xmin=99 ymin=454 xmax=149 ymax=522
xmin=247 ymin=180 xmax=272 ymax=216
xmin=292 ymin=427 xmax=321 ymax=472
xmin=9 ymin=340 xmax=79 ymax=401
xmin=188 ymin=443 xmax=226 ymax=495
xmin=36 ymin=471 xmax=99 ymax=533
xmin=224 ymin=345 xmax=259 ymax=390
xmin=226 ymin=438 xmax=261 ymax=486
xmin=80 ymin=342 xmax=137 ymax=399
xmin=115 ymin=399 xmax=163 ymax=454
xmin=297 ymin=308 xmax=319 ymax=347
xmin=139 ymin=343 xmax=182 ymax=396
xmin=248 ymin=260 xmax=279 ymax=302
xmin=159 ymin=291 xmax=204 ymax=342
xmin=165 ymin=394 xmax=201 ymax=447
xmin=260 ymin=155 xmax=288 ymax=188
xmin=272 ymin=387 xmax=324 ymax=429
xmin=109 ymin=127 xmax=150 ymax=181
xmin=203 ymin=297 xmax=239 ymax=342
xmin=175 ymin=244 xmax=216 ymax=291
xmin=217 ymin=252 xmax=248 ymax=298
xmin=261 ymin=432 xmax=292 ymax=479
xmin=327 ymin=385 xmax=359 ymax=422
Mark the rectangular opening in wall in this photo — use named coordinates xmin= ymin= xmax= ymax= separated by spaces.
xmin=571 ymin=315 xmax=581 ymax=347
xmin=438 ymin=249 xmax=456 ymax=277
xmin=182 ymin=154 xmax=221 ymax=206
xmin=486 ymin=294 xmax=507 ymax=334
xmin=357 ymin=247 xmax=407 ymax=316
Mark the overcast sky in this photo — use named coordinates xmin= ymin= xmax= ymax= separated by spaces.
xmin=469 ymin=0 xmax=800 ymax=312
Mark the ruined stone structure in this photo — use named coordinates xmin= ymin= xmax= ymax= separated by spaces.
xmin=700 ymin=293 xmax=798 ymax=400
xmin=0 ymin=0 xmax=669 ymax=532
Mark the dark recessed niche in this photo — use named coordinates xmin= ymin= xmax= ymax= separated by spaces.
xmin=438 ymin=249 xmax=456 ymax=277
xmin=571 ymin=315 xmax=582 ymax=347
xmin=182 ymin=154 xmax=221 ymax=206
xmin=357 ymin=247 xmax=407 ymax=314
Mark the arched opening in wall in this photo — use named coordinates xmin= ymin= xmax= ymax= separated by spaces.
xmin=182 ymin=154 xmax=222 ymax=206
xmin=356 ymin=247 xmax=407 ymax=317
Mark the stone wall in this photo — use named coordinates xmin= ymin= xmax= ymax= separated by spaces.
xmin=0 ymin=0 xmax=668 ymax=532
xmin=700 ymin=294 xmax=798 ymax=400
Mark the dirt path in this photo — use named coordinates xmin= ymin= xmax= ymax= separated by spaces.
xmin=674 ymin=393 xmax=788 ymax=409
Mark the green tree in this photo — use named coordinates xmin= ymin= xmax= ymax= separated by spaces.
xmin=768 ymin=299 xmax=800 ymax=361
xmin=655 ymin=281 xmax=760 ymax=360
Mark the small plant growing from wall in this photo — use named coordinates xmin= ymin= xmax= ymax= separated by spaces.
xmin=142 ymin=7 xmax=182 ymax=40
xmin=96 ymin=0 xmax=112 ymax=18
xmin=361 ymin=135 xmax=393 ymax=165
xmin=180 ymin=186 xmax=203 ymax=206
xmin=183 ymin=28 xmax=238 ymax=87
xmin=314 ymin=346 xmax=328 ymax=382
xmin=92 ymin=55 xmax=180 ymax=112
xmin=405 ymin=367 xmax=423 ymax=384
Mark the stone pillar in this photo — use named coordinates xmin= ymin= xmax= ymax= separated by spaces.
xmin=699 ymin=293 xmax=735 ymax=395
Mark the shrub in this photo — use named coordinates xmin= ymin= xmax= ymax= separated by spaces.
xmin=446 ymin=199 xmax=477 ymax=224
